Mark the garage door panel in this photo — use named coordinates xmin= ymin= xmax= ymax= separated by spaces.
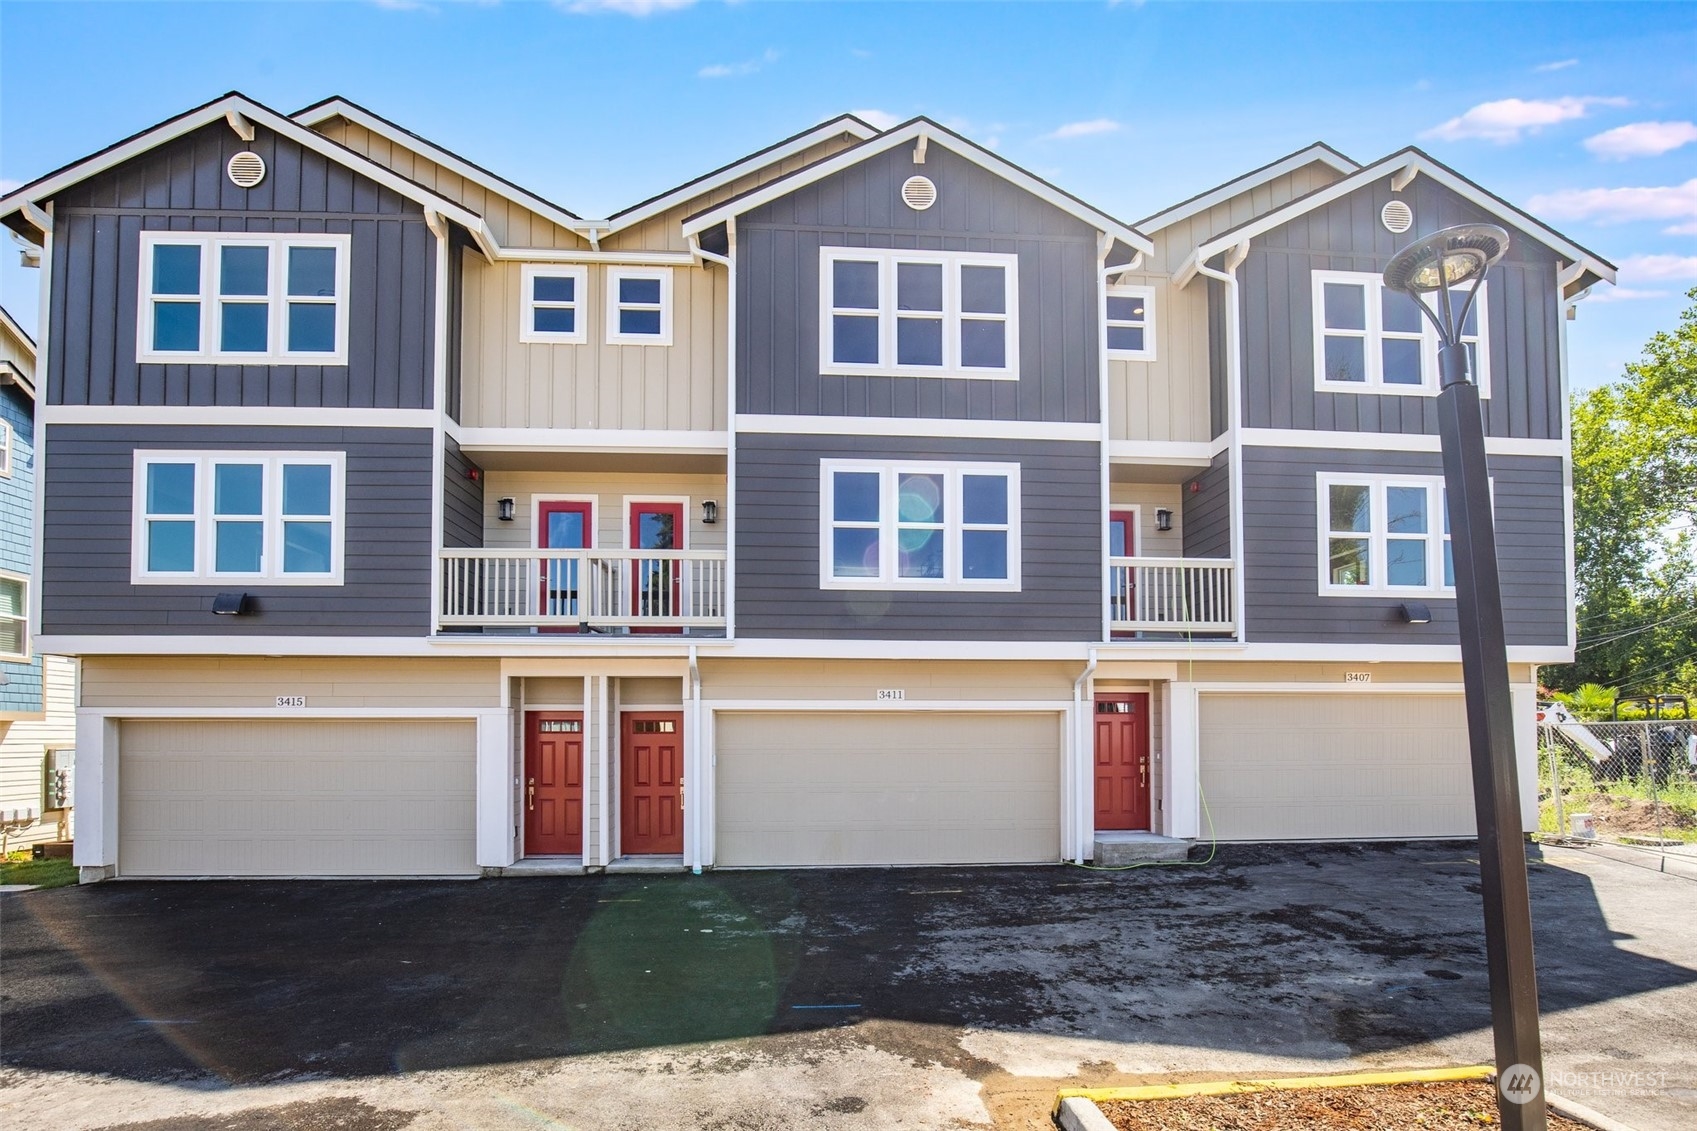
xmin=120 ymin=719 xmax=476 ymax=878
xmin=1200 ymin=693 xmax=1473 ymax=841
xmin=716 ymin=712 xmax=1060 ymax=867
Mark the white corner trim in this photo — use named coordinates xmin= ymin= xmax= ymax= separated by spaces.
xmin=735 ymin=414 xmax=1097 ymax=443
xmin=1239 ymin=428 xmax=1566 ymax=458
xmin=41 ymin=405 xmax=439 ymax=429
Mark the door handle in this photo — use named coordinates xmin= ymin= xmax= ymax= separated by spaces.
xmin=527 ymin=778 xmax=535 ymax=811
xmin=1139 ymin=759 xmax=1147 ymax=788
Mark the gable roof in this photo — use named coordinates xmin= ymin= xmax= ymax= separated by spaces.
xmin=680 ymin=117 xmax=1154 ymax=256
xmin=0 ymin=305 xmax=37 ymax=399
xmin=1191 ymin=146 xmax=1615 ymax=295
xmin=1137 ymin=142 xmax=1359 ymax=233
xmin=0 ymin=91 xmax=484 ymax=244
xmin=292 ymin=95 xmax=586 ymax=232
xmin=602 ymin=114 xmax=881 ymax=236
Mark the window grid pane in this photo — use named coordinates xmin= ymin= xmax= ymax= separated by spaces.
xmin=144 ymin=237 xmax=345 ymax=360
xmin=139 ymin=457 xmax=341 ymax=582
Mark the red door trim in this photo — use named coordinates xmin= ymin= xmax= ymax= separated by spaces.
xmin=628 ymin=501 xmax=686 ymax=634
xmin=1109 ymin=510 xmax=1138 ymax=639
xmin=538 ymin=499 xmax=593 ymax=631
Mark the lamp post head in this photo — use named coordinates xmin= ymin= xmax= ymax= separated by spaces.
xmin=1384 ymin=224 xmax=1510 ymax=294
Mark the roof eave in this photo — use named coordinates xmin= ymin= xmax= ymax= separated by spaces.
xmin=1136 ymin=142 xmax=1360 ymax=233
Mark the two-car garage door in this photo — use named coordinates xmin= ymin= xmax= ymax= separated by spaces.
xmin=714 ymin=711 xmax=1061 ymax=867
xmin=119 ymin=719 xmax=477 ymax=878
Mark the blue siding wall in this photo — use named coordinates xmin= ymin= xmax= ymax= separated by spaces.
xmin=0 ymin=383 xmax=41 ymax=714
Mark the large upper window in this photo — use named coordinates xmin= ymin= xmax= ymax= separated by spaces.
xmin=138 ymin=233 xmax=350 ymax=365
xmin=821 ymin=459 xmax=1020 ymax=591
xmin=820 ymin=248 xmax=1019 ymax=379
xmin=1312 ymin=270 xmax=1489 ymax=396
xmin=1319 ymin=474 xmax=1456 ymax=596
xmin=606 ymin=267 xmax=673 ymax=346
xmin=520 ymin=264 xmax=588 ymax=344
xmin=132 ymin=452 xmax=345 ymax=585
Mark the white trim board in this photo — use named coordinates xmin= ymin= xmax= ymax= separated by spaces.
xmin=736 ymin=414 xmax=1097 ymax=443
xmin=1108 ymin=440 xmax=1218 ymax=465
xmin=681 ymin=119 xmax=1153 ymax=256
xmin=1137 ymin=143 xmax=1360 ymax=234
xmin=41 ymin=405 xmax=439 ymax=430
xmin=453 ymin=428 xmax=729 ymax=454
xmin=77 ymin=706 xmax=493 ymax=720
xmin=1240 ymin=428 xmax=1566 ymax=457
xmin=706 ymin=700 xmax=1067 ymax=712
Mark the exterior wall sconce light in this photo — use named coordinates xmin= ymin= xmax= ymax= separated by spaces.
xmin=1385 ymin=223 xmax=1545 ymax=1129
xmin=1154 ymin=507 xmax=1173 ymax=532
xmin=1398 ymin=601 xmax=1431 ymax=624
xmin=211 ymin=592 xmax=250 ymax=616
xmin=702 ymin=500 xmax=719 ymax=525
xmin=497 ymin=497 xmax=516 ymax=522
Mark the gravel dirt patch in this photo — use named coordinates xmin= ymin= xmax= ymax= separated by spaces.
xmin=1099 ymin=1079 xmax=1593 ymax=1130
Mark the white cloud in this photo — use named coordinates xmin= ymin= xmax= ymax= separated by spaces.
xmin=698 ymin=48 xmax=779 ymax=79
xmin=1043 ymin=118 xmax=1122 ymax=141
xmin=1421 ymin=96 xmax=1629 ymax=143
xmin=0 ymin=178 xmax=22 ymax=195
xmin=1528 ymin=178 xmax=1697 ymax=232
xmin=849 ymin=109 xmax=902 ymax=131
xmin=558 ymin=0 xmax=695 ymax=15
xmin=1584 ymin=121 xmax=1697 ymax=161
xmin=1533 ymin=58 xmax=1579 ymax=73
xmin=1587 ymin=287 xmax=1672 ymax=303
xmin=1617 ymin=253 xmax=1697 ymax=281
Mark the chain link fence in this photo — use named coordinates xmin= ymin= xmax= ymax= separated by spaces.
xmin=1538 ymin=712 xmax=1697 ymax=857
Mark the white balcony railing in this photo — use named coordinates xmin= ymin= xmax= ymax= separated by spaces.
xmin=1108 ymin=557 xmax=1236 ymax=634
xmin=439 ymin=548 xmax=727 ymax=631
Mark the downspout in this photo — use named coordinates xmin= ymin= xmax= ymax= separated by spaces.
xmin=1193 ymin=242 xmax=1249 ymax=644
xmin=689 ymin=644 xmax=703 ymax=874
xmin=1098 ymin=245 xmax=1146 ymax=639
xmin=1071 ymin=646 xmax=1098 ymax=864
xmin=598 ymin=673 xmax=611 ymax=868
xmin=26 ymin=201 xmax=52 ymax=650
xmin=687 ymin=225 xmax=737 ymax=641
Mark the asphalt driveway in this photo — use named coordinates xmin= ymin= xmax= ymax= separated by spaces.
xmin=2 ymin=843 xmax=1693 ymax=1131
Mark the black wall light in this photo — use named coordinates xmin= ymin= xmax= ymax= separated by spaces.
xmin=1154 ymin=507 xmax=1173 ymax=532
xmin=1399 ymin=601 xmax=1431 ymax=624
xmin=212 ymin=592 xmax=251 ymax=616
xmin=497 ymin=497 xmax=516 ymax=522
xmin=702 ymin=500 xmax=719 ymax=525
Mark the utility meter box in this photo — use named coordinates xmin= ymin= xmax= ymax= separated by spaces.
xmin=43 ymin=748 xmax=73 ymax=812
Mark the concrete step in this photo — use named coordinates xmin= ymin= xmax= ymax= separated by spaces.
xmin=486 ymin=858 xmax=586 ymax=878
xmin=604 ymin=855 xmax=687 ymax=874
xmin=1092 ymin=831 xmax=1193 ymax=866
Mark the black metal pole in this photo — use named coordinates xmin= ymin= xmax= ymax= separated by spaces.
xmin=1436 ymin=340 xmax=1546 ymax=1130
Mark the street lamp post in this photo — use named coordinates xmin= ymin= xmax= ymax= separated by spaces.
xmin=1384 ymin=225 xmax=1546 ymax=1131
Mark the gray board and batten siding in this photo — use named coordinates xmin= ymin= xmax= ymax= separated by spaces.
xmin=47 ymin=120 xmax=437 ymax=410
xmin=735 ymin=434 xmax=1101 ymax=640
xmin=42 ymin=425 xmax=434 ymax=637
xmin=736 ymin=142 xmax=1102 ymax=424
xmin=1238 ymin=175 xmax=1563 ymax=439
xmin=1240 ymin=446 xmax=1567 ymax=647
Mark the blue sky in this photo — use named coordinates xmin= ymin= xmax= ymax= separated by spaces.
xmin=2 ymin=0 xmax=1694 ymax=390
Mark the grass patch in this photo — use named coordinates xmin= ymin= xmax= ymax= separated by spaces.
xmin=1 ymin=851 xmax=77 ymax=889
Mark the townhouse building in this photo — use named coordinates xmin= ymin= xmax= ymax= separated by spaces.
xmin=0 ymin=93 xmax=1612 ymax=880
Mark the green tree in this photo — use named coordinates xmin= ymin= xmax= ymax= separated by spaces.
xmin=1547 ymin=286 xmax=1697 ymax=698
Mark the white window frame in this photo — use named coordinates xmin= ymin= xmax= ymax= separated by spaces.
xmin=0 ymin=418 xmax=12 ymax=478
xmin=605 ymin=266 xmax=673 ymax=346
xmin=131 ymin=451 xmax=347 ymax=586
xmin=1311 ymin=270 xmax=1490 ymax=397
xmin=519 ymin=264 xmax=589 ymax=345
xmin=0 ymin=569 xmax=28 ymax=660
xmin=1316 ymin=473 xmax=1462 ymax=597
xmin=818 ymin=247 xmax=1020 ymax=380
xmin=137 ymin=232 xmax=352 ymax=365
xmin=819 ymin=459 xmax=1021 ymax=592
xmin=1106 ymin=283 xmax=1156 ymax=361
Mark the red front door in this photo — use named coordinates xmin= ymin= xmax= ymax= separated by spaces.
xmin=629 ymin=502 xmax=684 ymax=633
xmin=1109 ymin=510 xmax=1137 ymax=637
xmin=621 ymin=712 xmax=684 ymax=854
xmin=538 ymin=500 xmax=592 ymax=631
xmin=1094 ymin=693 xmax=1151 ymax=831
xmin=525 ymin=711 xmax=584 ymax=855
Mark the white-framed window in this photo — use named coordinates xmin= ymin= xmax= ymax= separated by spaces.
xmin=1318 ymin=474 xmax=1459 ymax=596
xmin=1312 ymin=270 xmax=1489 ymax=396
xmin=520 ymin=264 xmax=588 ymax=344
xmin=605 ymin=267 xmax=673 ymax=346
xmin=0 ymin=571 xmax=27 ymax=660
xmin=132 ymin=451 xmax=346 ymax=585
xmin=137 ymin=232 xmax=351 ymax=365
xmin=1106 ymin=284 xmax=1156 ymax=360
xmin=819 ymin=247 xmax=1019 ymax=380
xmin=0 ymin=419 xmax=12 ymax=478
xmin=820 ymin=459 xmax=1021 ymax=591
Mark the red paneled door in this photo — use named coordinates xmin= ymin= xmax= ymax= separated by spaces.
xmin=621 ymin=712 xmax=684 ymax=854
xmin=629 ymin=502 xmax=684 ymax=634
xmin=524 ymin=711 xmax=584 ymax=855
xmin=538 ymin=500 xmax=592 ymax=633
xmin=1094 ymin=693 xmax=1151 ymax=831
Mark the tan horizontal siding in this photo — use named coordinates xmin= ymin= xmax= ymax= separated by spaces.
xmin=480 ymin=470 xmax=727 ymax=553
xmin=701 ymin=659 xmax=1077 ymax=702
xmin=82 ymin=657 xmax=502 ymax=710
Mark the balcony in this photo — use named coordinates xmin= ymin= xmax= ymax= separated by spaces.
xmin=439 ymin=549 xmax=728 ymax=633
xmin=1108 ymin=557 xmax=1236 ymax=635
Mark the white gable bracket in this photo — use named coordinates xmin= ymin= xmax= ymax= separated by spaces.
xmin=914 ymin=134 xmax=928 ymax=165
xmin=225 ymin=109 xmax=256 ymax=143
xmin=423 ymin=210 xmax=447 ymax=241
xmin=20 ymin=201 xmax=52 ymax=237
xmin=1390 ymin=164 xmax=1419 ymax=193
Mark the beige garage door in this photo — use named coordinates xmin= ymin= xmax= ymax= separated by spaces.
xmin=119 ymin=719 xmax=477 ymax=877
xmin=715 ymin=711 xmax=1061 ymax=867
xmin=1200 ymin=693 xmax=1474 ymax=841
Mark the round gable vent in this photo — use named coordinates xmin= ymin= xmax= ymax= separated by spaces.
xmin=1381 ymin=199 xmax=1414 ymax=234
xmin=901 ymin=175 xmax=937 ymax=212
xmin=227 ymin=151 xmax=267 ymax=189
